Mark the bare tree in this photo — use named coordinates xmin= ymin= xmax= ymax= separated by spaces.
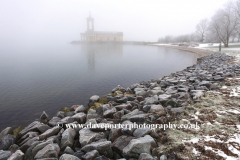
xmin=196 ymin=18 xmax=208 ymax=42
xmin=208 ymin=3 xmax=239 ymax=47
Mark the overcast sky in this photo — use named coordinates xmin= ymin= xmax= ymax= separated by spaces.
xmin=0 ymin=0 xmax=231 ymax=43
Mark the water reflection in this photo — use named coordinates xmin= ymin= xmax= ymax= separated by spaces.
xmin=81 ymin=43 xmax=123 ymax=72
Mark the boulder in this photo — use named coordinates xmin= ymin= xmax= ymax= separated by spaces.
xmin=89 ymin=95 xmax=100 ymax=107
xmin=111 ymin=135 xmax=136 ymax=156
xmin=40 ymin=111 xmax=49 ymax=120
xmin=61 ymin=128 xmax=76 ymax=149
xmin=139 ymin=153 xmax=155 ymax=160
xmin=87 ymin=109 xmax=100 ymax=120
xmin=63 ymin=146 xmax=74 ymax=155
xmin=48 ymin=117 xmax=62 ymax=127
xmin=0 ymin=134 xmax=16 ymax=150
xmin=133 ymin=128 xmax=151 ymax=137
xmin=32 ymin=141 xmax=52 ymax=158
xmin=37 ymin=124 xmax=51 ymax=133
xmin=82 ymin=150 xmax=99 ymax=160
xmin=19 ymin=136 xmax=39 ymax=153
xmin=56 ymin=111 xmax=65 ymax=119
xmin=121 ymin=109 xmax=139 ymax=121
xmin=122 ymin=135 xmax=156 ymax=158
xmin=144 ymin=95 xmax=158 ymax=105
xmin=59 ymin=154 xmax=80 ymax=160
xmin=39 ymin=126 xmax=60 ymax=141
xmin=19 ymin=121 xmax=41 ymax=137
xmin=129 ymin=114 xmax=146 ymax=124
xmin=0 ymin=127 xmax=13 ymax=139
xmin=81 ymin=141 xmax=112 ymax=157
xmin=108 ymin=128 xmax=122 ymax=142
xmin=79 ymin=128 xmax=98 ymax=147
xmin=72 ymin=113 xmax=86 ymax=124
xmin=0 ymin=150 xmax=11 ymax=160
xmin=103 ymin=107 xmax=117 ymax=118
xmin=74 ymin=105 xmax=88 ymax=113
xmin=34 ymin=143 xmax=60 ymax=159
xmin=149 ymin=105 xmax=165 ymax=116
xmin=7 ymin=150 xmax=24 ymax=160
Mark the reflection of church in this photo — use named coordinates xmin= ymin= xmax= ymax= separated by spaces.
xmin=80 ymin=14 xmax=123 ymax=42
xmin=81 ymin=43 xmax=123 ymax=72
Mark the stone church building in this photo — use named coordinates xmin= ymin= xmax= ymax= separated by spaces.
xmin=81 ymin=14 xmax=123 ymax=42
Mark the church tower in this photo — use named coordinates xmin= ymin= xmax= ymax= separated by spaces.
xmin=87 ymin=12 xmax=94 ymax=32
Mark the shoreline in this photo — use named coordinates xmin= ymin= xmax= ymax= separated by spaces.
xmin=0 ymin=45 xmax=240 ymax=159
xmin=150 ymin=44 xmax=215 ymax=58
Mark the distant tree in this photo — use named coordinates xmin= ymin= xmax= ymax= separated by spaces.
xmin=208 ymin=3 xmax=239 ymax=47
xmin=196 ymin=18 xmax=208 ymax=42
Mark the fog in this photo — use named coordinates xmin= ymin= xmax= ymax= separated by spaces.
xmin=0 ymin=0 xmax=230 ymax=45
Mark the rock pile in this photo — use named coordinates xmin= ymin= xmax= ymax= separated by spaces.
xmin=0 ymin=53 xmax=239 ymax=160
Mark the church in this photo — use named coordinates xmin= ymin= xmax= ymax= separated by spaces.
xmin=80 ymin=14 xmax=123 ymax=42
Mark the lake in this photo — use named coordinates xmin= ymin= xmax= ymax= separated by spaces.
xmin=0 ymin=43 xmax=198 ymax=130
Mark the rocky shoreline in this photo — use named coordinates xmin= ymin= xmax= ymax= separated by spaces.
xmin=0 ymin=52 xmax=239 ymax=160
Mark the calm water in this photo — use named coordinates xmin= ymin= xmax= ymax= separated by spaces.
xmin=0 ymin=43 xmax=198 ymax=130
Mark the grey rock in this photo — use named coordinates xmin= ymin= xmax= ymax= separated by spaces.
xmin=63 ymin=146 xmax=75 ymax=155
xmin=0 ymin=150 xmax=11 ymax=160
xmin=61 ymin=128 xmax=76 ymax=149
xmin=37 ymin=124 xmax=51 ymax=133
xmin=111 ymin=135 xmax=136 ymax=156
xmin=108 ymin=128 xmax=122 ymax=142
xmin=121 ymin=109 xmax=139 ymax=121
xmin=19 ymin=121 xmax=41 ymax=137
xmin=73 ymin=151 xmax=85 ymax=159
xmin=60 ymin=116 xmax=75 ymax=124
xmin=121 ymin=121 xmax=135 ymax=136
xmin=149 ymin=105 xmax=165 ymax=115
xmin=19 ymin=136 xmax=39 ymax=153
xmin=0 ymin=134 xmax=16 ymax=150
xmin=138 ymin=153 xmax=155 ymax=160
xmin=32 ymin=141 xmax=52 ymax=158
xmin=56 ymin=111 xmax=65 ymax=119
xmin=160 ymin=155 xmax=167 ymax=160
xmin=142 ymin=105 xmax=151 ymax=113
xmin=87 ymin=109 xmax=99 ymax=120
xmin=48 ymin=117 xmax=61 ymax=127
xmin=116 ymin=97 xmax=128 ymax=103
xmin=82 ymin=150 xmax=99 ymax=160
xmin=135 ymin=90 xmax=147 ymax=97
xmin=115 ymin=104 xmax=132 ymax=111
xmin=7 ymin=150 xmax=24 ymax=160
xmin=34 ymin=143 xmax=60 ymax=159
xmin=79 ymin=128 xmax=98 ymax=147
xmin=72 ymin=112 xmax=86 ymax=124
xmin=129 ymin=114 xmax=146 ymax=124
xmin=81 ymin=141 xmax=112 ymax=157
xmin=0 ymin=127 xmax=13 ymax=139
xmin=40 ymin=111 xmax=49 ymax=120
xmin=171 ymin=107 xmax=185 ymax=115
xmin=39 ymin=126 xmax=59 ymax=141
xmin=158 ymin=94 xmax=171 ymax=101
xmin=133 ymin=128 xmax=151 ymax=137
xmin=144 ymin=95 xmax=158 ymax=105
xmin=23 ymin=141 xmax=42 ymax=160
xmin=103 ymin=107 xmax=117 ymax=118
xmin=89 ymin=95 xmax=100 ymax=107
xmin=59 ymin=154 xmax=80 ymax=160
xmin=75 ymin=105 xmax=87 ymax=113
xmin=85 ymin=119 xmax=97 ymax=125
xmin=122 ymin=135 xmax=156 ymax=158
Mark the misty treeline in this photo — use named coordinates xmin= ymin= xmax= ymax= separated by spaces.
xmin=158 ymin=0 xmax=240 ymax=47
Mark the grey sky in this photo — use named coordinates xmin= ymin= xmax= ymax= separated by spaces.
xmin=0 ymin=0 xmax=231 ymax=43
